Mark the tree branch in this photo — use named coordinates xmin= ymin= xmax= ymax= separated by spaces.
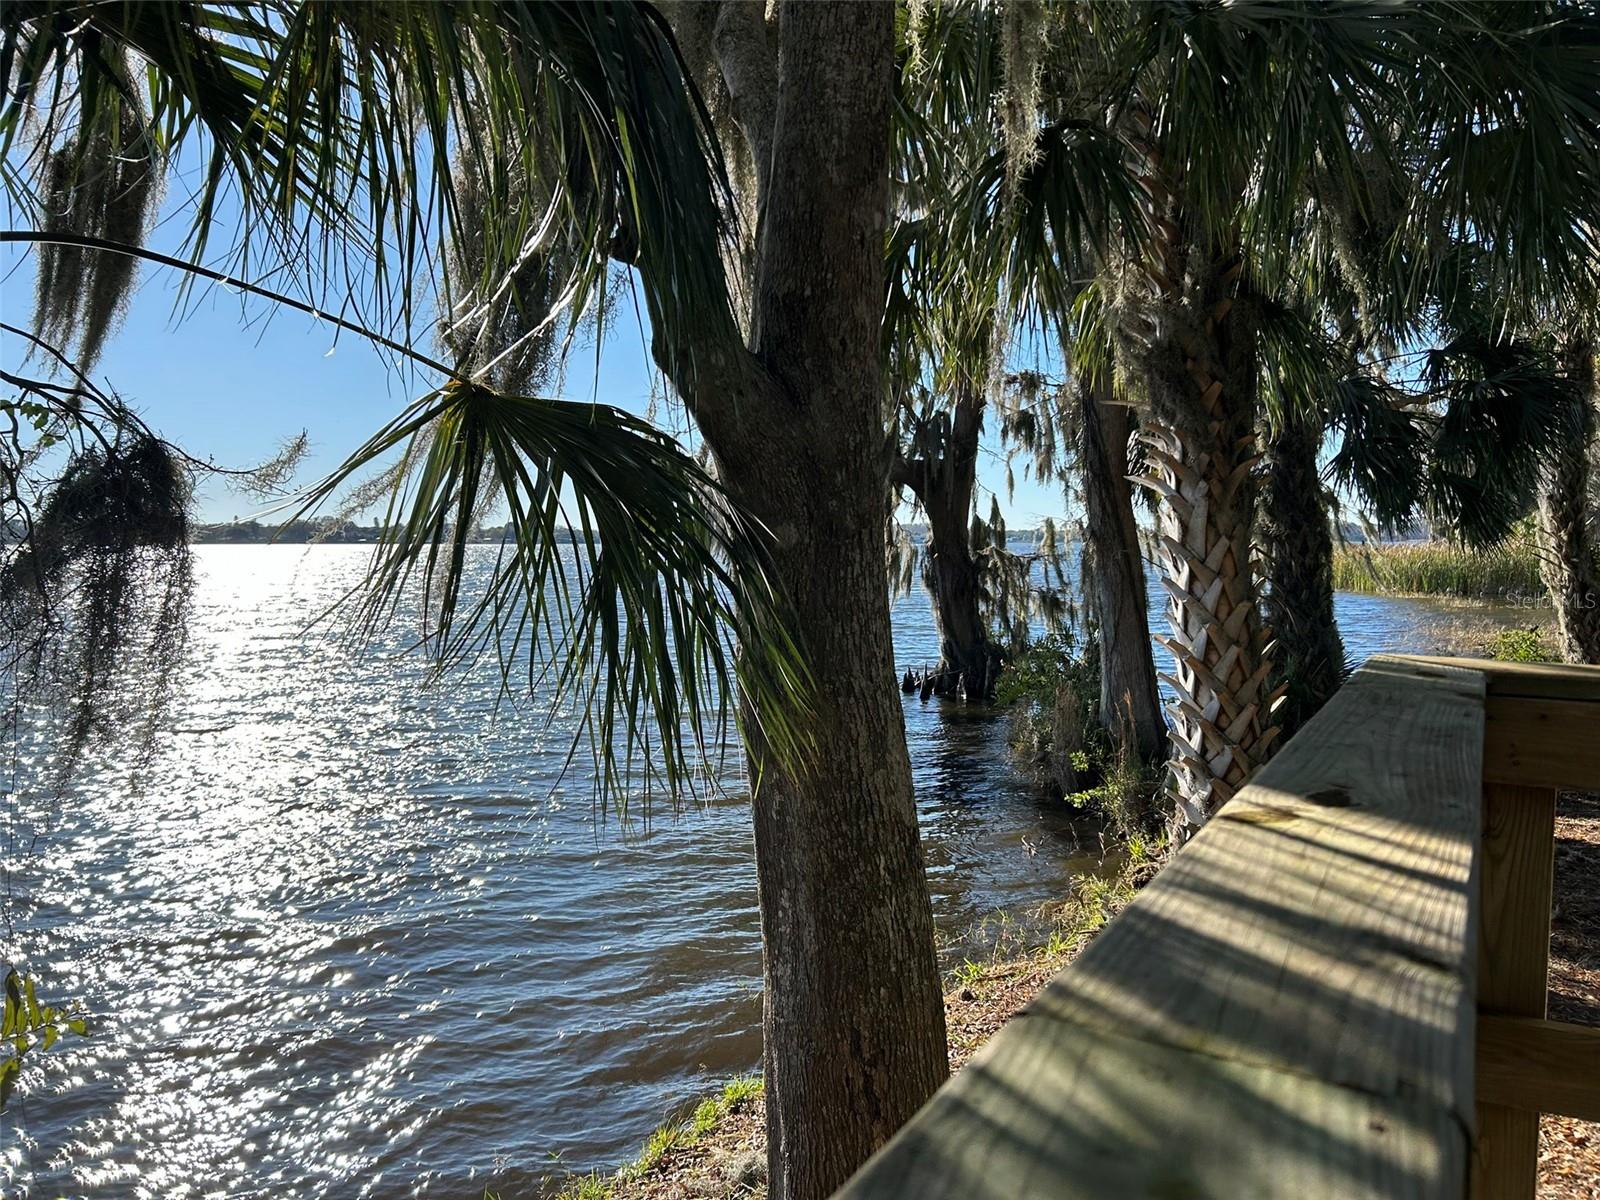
xmin=713 ymin=0 xmax=779 ymax=204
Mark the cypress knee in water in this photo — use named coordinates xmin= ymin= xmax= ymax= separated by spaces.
xmin=900 ymin=669 xmax=916 ymax=693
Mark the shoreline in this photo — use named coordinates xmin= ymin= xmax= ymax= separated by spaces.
xmin=537 ymin=794 xmax=1600 ymax=1200
xmin=538 ymin=858 xmax=1148 ymax=1200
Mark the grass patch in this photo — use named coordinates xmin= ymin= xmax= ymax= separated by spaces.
xmin=1331 ymin=538 xmax=1543 ymax=603
xmin=548 ymin=1075 xmax=764 ymax=1200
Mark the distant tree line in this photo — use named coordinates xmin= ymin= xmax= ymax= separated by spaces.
xmin=190 ymin=519 xmax=542 ymax=544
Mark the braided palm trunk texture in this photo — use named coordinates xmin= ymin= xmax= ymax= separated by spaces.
xmin=1130 ymin=268 xmax=1281 ymax=832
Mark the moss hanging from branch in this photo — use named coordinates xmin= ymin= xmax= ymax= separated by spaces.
xmin=29 ymin=51 xmax=163 ymax=374
xmin=3 ymin=432 xmax=193 ymax=772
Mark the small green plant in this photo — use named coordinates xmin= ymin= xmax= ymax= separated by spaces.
xmin=1 ymin=969 xmax=87 ymax=1111
xmin=1486 ymin=626 xmax=1557 ymax=663
xmin=952 ymin=959 xmax=985 ymax=990
xmin=548 ymin=1175 xmax=611 ymax=1200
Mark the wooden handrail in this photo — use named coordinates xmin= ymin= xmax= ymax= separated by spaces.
xmin=837 ymin=656 xmax=1488 ymax=1198
xmin=1409 ymin=655 xmax=1600 ymax=792
xmin=832 ymin=654 xmax=1600 ymax=1200
xmin=1428 ymin=652 xmax=1600 ymax=1200
xmin=1476 ymin=1015 xmax=1600 ymax=1123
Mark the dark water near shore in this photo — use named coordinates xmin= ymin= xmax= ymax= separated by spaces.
xmin=0 ymin=545 xmax=1534 ymax=1199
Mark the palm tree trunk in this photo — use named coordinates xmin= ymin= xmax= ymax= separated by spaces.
xmin=895 ymin=391 xmax=1001 ymax=696
xmin=1537 ymin=339 xmax=1600 ymax=664
xmin=1259 ymin=404 xmax=1346 ymax=736
xmin=1078 ymin=381 xmax=1164 ymax=762
xmin=658 ymin=7 xmax=948 ymax=1196
xmin=1133 ymin=255 xmax=1280 ymax=833
xmin=1114 ymin=107 xmax=1280 ymax=835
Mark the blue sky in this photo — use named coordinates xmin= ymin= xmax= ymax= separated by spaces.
xmin=2 ymin=230 xmax=1072 ymax=529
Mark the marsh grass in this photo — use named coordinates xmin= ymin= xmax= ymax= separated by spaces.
xmin=1331 ymin=538 xmax=1544 ymax=603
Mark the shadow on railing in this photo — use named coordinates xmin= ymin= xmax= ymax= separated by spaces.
xmin=834 ymin=654 xmax=1600 ymax=1200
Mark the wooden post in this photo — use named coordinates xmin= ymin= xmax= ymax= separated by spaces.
xmin=1470 ymin=782 xmax=1556 ymax=1200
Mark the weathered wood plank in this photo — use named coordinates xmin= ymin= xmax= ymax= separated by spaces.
xmin=1477 ymin=1015 xmax=1600 ymax=1122
xmin=1471 ymin=782 xmax=1555 ymax=1200
xmin=1472 ymin=1107 xmax=1538 ymax=1200
xmin=1402 ymin=655 xmax=1600 ymax=703
xmin=837 ymin=656 xmax=1486 ymax=1199
xmin=835 ymin=1018 xmax=1467 ymax=1199
xmin=1482 ymin=697 xmax=1600 ymax=791
xmin=1477 ymin=783 xmax=1556 ymax=1017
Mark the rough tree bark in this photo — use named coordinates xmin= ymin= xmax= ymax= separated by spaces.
xmin=652 ymin=6 xmax=949 ymax=1197
xmin=1537 ymin=339 xmax=1600 ymax=664
xmin=1131 ymin=254 xmax=1280 ymax=832
xmin=1077 ymin=380 xmax=1164 ymax=762
xmin=1118 ymin=112 xmax=1280 ymax=836
xmin=1259 ymin=404 xmax=1346 ymax=736
xmin=892 ymin=389 xmax=1002 ymax=696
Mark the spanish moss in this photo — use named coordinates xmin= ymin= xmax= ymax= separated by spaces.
xmin=30 ymin=52 xmax=163 ymax=374
xmin=3 ymin=433 xmax=193 ymax=778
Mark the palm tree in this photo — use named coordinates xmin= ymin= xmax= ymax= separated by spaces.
xmin=986 ymin=1 xmax=1600 ymax=832
xmin=1259 ymin=407 xmax=1347 ymax=738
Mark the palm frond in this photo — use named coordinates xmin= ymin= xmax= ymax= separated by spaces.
xmin=1422 ymin=330 xmax=1583 ymax=545
xmin=293 ymin=382 xmax=814 ymax=809
xmin=2 ymin=2 xmax=802 ymax=808
xmin=1399 ymin=1 xmax=1600 ymax=322
xmin=2 ymin=0 xmax=741 ymax=373
xmin=1324 ymin=371 xmax=1429 ymax=531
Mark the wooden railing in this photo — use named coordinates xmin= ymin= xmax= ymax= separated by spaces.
xmin=836 ymin=654 xmax=1600 ymax=1200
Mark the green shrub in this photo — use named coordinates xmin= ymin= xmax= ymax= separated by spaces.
xmin=997 ymin=632 xmax=1158 ymax=832
xmin=1485 ymin=626 xmax=1557 ymax=663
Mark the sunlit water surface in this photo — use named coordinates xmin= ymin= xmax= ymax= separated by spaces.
xmin=0 ymin=545 xmax=1532 ymax=1199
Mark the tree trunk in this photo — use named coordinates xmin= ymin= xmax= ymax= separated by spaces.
xmin=895 ymin=391 xmax=1001 ymax=696
xmin=1077 ymin=381 xmax=1164 ymax=762
xmin=1115 ymin=105 xmax=1279 ymax=835
xmin=1259 ymin=404 xmax=1346 ymax=736
xmin=1537 ymin=339 xmax=1600 ymax=664
xmin=1133 ymin=255 xmax=1280 ymax=835
xmin=656 ymin=7 xmax=949 ymax=1197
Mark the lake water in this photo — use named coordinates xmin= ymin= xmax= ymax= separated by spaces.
xmin=0 ymin=545 xmax=1532 ymax=1199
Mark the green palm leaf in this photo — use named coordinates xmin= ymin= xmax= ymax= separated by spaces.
xmin=2 ymin=0 xmax=741 ymax=370
xmin=295 ymin=382 xmax=813 ymax=809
